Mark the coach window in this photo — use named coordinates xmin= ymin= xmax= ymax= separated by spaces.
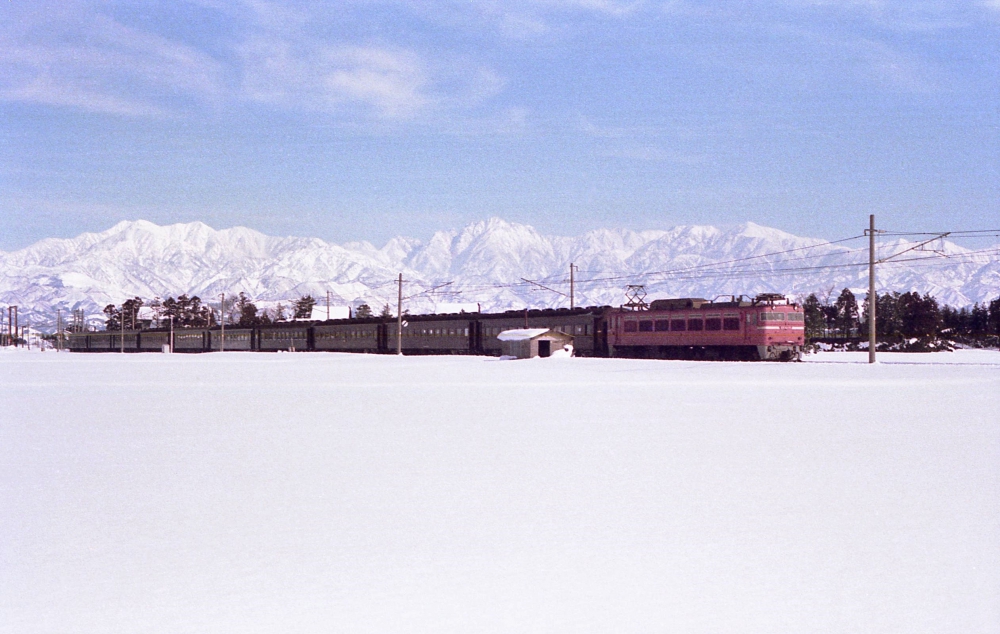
xmin=639 ymin=320 xmax=653 ymax=332
xmin=624 ymin=321 xmax=638 ymax=333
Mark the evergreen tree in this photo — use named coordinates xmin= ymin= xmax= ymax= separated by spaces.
xmin=103 ymin=304 xmax=121 ymax=331
xmin=802 ymin=293 xmax=826 ymax=338
xmin=970 ymin=303 xmax=989 ymax=337
xmin=236 ymin=292 xmax=259 ymax=326
xmin=380 ymin=304 xmax=393 ymax=319
xmin=293 ymin=295 xmax=316 ymax=319
xmin=355 ymin=304 xmax=372 ymax=319
xmin=833 ymin=288 xmax=859 ymax=337
xmin=897 ymin=292 xmax=940 ymax=338
xmin=122 ymin=297 xmax=144 ymax=330
xmin=990 ymin=297 xmax=1000 ymax=336
xmin=875 ymin=292 xmax=902 ymax=339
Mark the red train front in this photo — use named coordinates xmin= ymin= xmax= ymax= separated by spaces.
xmin=607 ymin=293 xmax=804 ymax=361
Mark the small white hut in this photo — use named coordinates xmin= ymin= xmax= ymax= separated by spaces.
xmin=497 ymin=328 xmax=574 ymax=359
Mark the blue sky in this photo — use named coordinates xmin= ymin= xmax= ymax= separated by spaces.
xmin=1 ymin=0 xmax=998 ymax=250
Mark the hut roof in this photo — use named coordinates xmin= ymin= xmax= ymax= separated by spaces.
xmin=497 ymin=328 xmax=567 ymax=342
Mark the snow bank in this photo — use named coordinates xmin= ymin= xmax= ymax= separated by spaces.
xmin=1 ymin=352 xmax=998 ymax=633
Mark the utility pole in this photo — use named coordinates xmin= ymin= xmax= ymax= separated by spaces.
xmin=169 ymin=315 xmax=174 ymax=353
xmin=220 ymin=292 xmax=225 ymax=353
xmin=569 ymin=262 xmax=576 ymax=309
xmin=121 ymin=305 xmax=125 ymax=353
xmin=326 ymin=290 xmax=331 ymax=321
xmin=397 ymin=273 xmax=403 ymax=355
xmin=867 ymin=214 xmax=876 ymax=364
xmin=56 ymin=308 xmax=61 ymax=351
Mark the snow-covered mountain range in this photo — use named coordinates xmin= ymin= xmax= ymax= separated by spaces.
xmin=2 ymin=218 xmax=998 ymax=330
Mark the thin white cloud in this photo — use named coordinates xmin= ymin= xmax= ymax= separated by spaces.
xmin=240 ymin=39 xmax=430 ymax=118
xmin=578 ymin=115 xmax=627 ymax=138
xmin=552 ymin=0 xmax=644 ymax=16
xmin=0 ymin=13 xmax=225 ymax=116
xmin=851 ymin=37 xmax=939 ymax=93
xmin=0 ymin=1 xmax=503 ymax=121
xmin=458 ymin=0 xmax=644 ymax=41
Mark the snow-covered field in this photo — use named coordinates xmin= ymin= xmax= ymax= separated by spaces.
xmin=2 ymin=349 xmax=998 ymax=633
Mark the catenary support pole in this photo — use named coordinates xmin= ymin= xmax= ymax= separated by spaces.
xmin=121 ymin=305 xmax=125 ymax=353
xmin=570 ymin=263 xmax=575 ymax=309
xmin=869 ymin=214 xmax=876 ymax=364
xmin=397 ymin=273 xmax=403 ymax=355
xmin=220 ymin=293 xmax=225 ymax=352
xmin=326 ymin=290 xmax=330 ymax=321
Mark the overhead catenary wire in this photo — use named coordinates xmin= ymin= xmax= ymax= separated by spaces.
xmin=311 ymin=228 xmax=999 ymax=306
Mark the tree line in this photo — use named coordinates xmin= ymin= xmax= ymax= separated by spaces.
xmin=803 ymin=288 xmax=1000 ymax=345
xmin=102 ymin=289 xmax=1000 ymax=347
xmin=103 ymin=294 xmax=317 ymax=330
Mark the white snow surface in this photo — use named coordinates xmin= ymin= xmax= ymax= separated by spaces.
xmin=1 ymin=350 xmax=999 ymax=633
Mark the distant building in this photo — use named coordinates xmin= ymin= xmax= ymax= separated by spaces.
xmin=497 ymin=328 xmax=574 ymax=359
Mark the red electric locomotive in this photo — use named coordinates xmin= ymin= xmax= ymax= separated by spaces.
xmin=606 ymin=293 xmax=804 ymax=361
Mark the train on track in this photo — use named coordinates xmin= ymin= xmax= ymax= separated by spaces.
xmin=68 ymin=294 xmax=805 ymax=361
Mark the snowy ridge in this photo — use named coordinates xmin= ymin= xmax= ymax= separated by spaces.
xmin=1 ymin=218 xmax=997 ymax=329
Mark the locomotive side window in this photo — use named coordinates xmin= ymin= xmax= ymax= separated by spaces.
xmin=704 ymin=317 xmax=722 ymax=331
xmin=786 ymin=313 xmax=804 ymax=322
xmin=759 ymin=312 xmax=785 ymax=321
xmin=624 ymin=321 xmax=638 ymax=333
xmin=638 ymin=320 xmax=653 ymax=332
xmin=655 ymin=319 xmax=669 ymax=331
xmin=723 ymin=316 xmax=740 ymax=330
xmin=670 ymin=319 xmax=686 ymax=331
xmin=687 ymin=318 xmax=704 ymax=331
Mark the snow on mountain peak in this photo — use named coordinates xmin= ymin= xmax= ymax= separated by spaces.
xmin=1 ymin=218 xmax=997 ymax=330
